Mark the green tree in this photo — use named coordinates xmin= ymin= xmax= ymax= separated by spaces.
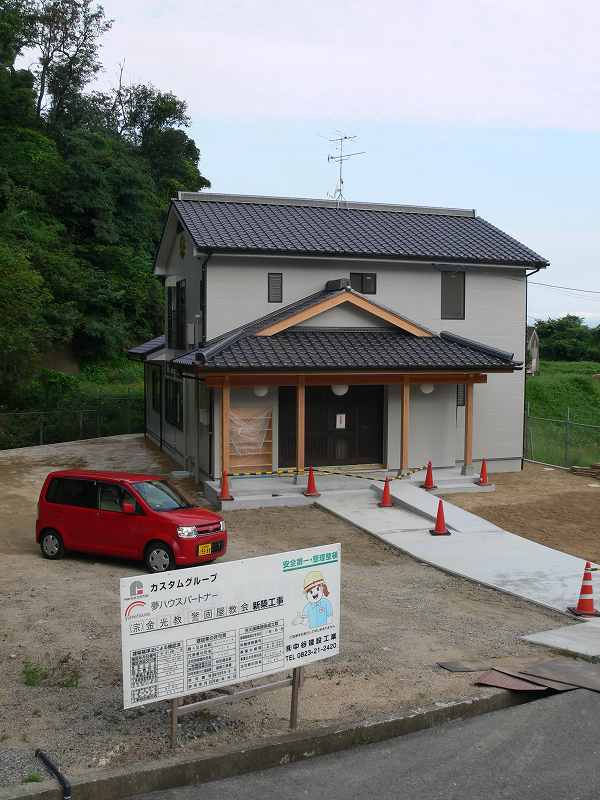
xmin=535 ymin=315 xmax=600 ymax=361
xmin=0 ymin=243 xmax=49 ymax=405
xmin=0 ymin=0 xmax=210 ymax=408
xmin=27 ymin=0 xmax=112 ymax=122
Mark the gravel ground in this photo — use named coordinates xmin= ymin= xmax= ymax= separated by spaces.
xmin=449 ymin=462 xmax=600 ymax=562
xmin=0 ymin=437 xmax=566 ymax=788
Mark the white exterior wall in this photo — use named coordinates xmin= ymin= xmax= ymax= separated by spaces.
xmin=159 ymin=245 xmax=528 ymax=475
xmin=204 ymin=256 xmax=526 ymax=469
xmin=386 ymin=384 xmax=458 ymax=469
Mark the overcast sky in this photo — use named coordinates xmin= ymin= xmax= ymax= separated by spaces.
xmin=96 ymin=0 xmax=600 ymax=325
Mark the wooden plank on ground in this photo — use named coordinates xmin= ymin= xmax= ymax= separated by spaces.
xmin=492 ymin=667 xmax=577 ymax=692
xmin=474 ymin=670 xmax=548 ymax=692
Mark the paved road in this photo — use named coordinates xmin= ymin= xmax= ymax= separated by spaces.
xmin=129 ymin=690 xmax=600 ymax=800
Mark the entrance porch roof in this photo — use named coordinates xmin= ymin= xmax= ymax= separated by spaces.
xmin=172 ymin=285 xmax=521 ymax=374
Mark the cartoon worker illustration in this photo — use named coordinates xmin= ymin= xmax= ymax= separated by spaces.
xmin=294 ymin=570 xmax=333 ymax=630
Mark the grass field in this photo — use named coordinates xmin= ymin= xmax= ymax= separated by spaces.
xmin=526 ymin=360 xmax=600 ymax=424
xmin=525 ymin=360 xmax=600 ymax=466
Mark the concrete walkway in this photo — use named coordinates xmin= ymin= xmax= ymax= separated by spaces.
xmin=316 ymin=481 xmax=594 ymax=616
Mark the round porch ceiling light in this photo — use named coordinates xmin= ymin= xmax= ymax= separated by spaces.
xmin=420 ymin=383 xmax=434 ymax=395
xmin=253 ymin=385 xmax=269 ymax=397
xmin=331 ymin=384 xmax=349 ymax=396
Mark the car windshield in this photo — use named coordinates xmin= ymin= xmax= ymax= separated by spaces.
xmin=132 ymin=480 xmax=192 ymax=511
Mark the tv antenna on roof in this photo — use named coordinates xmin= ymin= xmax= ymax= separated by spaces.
xmin=327 ymin=133 xmax=365 ymax=207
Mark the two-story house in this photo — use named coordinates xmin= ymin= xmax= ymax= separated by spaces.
xmin=129 ymin=192 xmax=548 ymax=483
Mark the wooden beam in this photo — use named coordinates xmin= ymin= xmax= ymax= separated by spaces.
xmin=201 ymin=372 xmax=491 ymax=388
xmin=296 ymin=378 xmax=305 ymax=475
xmin=256 ymin=292 xmax=432 ymax=338
xmin=400 ymin=381 xmax=410 ymax=474
xmin=463 ymin=381 xmax=474 ymax=472
xmin=221 ymin=378 xmax=230 ymax=476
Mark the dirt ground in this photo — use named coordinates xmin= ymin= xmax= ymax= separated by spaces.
xmin=0 ymin=437 xmax=567 ymax=787
xmin=450 ymin=463 xmax=600 ymax=563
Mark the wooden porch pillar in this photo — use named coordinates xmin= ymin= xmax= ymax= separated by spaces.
xmin=399 ymin=380 xmax=410 ymax=475
xmin=462 ymin=382 xmax=474 ymax=475
xmin=221 ymin=378 xmax=230 ymax=475
xmin=296 ymin=378 xmax=305 ymax=475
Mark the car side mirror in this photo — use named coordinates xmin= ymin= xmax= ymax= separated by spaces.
xmin=122 ymin=501 xmax=136 ymax=514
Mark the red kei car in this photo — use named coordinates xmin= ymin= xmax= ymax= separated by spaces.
xmin=36 ymin=470 xmax=227 ymax=573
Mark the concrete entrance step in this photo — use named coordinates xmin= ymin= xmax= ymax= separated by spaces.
xmin=407 ymin=471 xmax=495 ymax=495
xmin=218 ymin=493 xmax=314 ymax=511
xmin=204 ymin=472 xmax=377 ymax=510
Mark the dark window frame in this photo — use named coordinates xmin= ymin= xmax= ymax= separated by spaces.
xmin=165 ymin=377 xmax=184 ymax=430
xmin=350 ymin=272 xmax=377 ymax=294
xmin=167 ymin=286 xmax=176 ymax=348
xmin=441 ymin=271 xmax=466 ymax=320
xmin=166 ymin=279 xmax=187 ymax=349
xmin=151 ymin=366 xmax=161 ymax=414
xmin=268 ymin=272 xmax=283 ymax=303
xmin=176 ymin=279 xmax=186 ymax=348
xmin=456 ymin=384 xmax=466 ymax=407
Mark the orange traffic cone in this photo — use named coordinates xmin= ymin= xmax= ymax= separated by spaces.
xmin=430 ymin=499 xmax=451 ymax=536
xmin=568 ymin=562 xmax=600 ymax=616
xmin=303 ymin=466 xmax=321 ymax=497
xmin=218 ymin=469 xmax=233 ymax=501
xmin=421 ymin=461 xmax=437 ymax=490
xmin=476 ymin=459 xmax=490 ymax=486
xmin=379 ymin=477 xmax=393 ymax=507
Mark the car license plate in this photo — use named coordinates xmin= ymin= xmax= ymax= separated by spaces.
xmin=198 ymin=543 xmax=212 ymax=556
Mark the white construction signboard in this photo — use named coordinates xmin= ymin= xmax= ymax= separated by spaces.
xmin=120 ymin=544 xmax=341 ymax=709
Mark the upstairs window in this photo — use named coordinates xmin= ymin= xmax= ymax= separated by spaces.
xmin=167 ymin=280 xmax=187 ymax=348
xmin=176 ymin=279 xmax=186 ymax=348
xmin=456 ymin=384 xmax=466 ymax=407
xmin=167 ymin=286 xmax=176 ymax=348
xmin=268 ymin=272 xmax=283 ymax=303
xmin=441 ymin=271 xmax=465 ymax=320
xmin=350 ymin=273 xmax=377 ymax=294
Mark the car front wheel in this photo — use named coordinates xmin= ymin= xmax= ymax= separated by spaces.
xmin=144 ymin=543 xmax=175 ymax=573
xmin=40 ymin=530 xmax=64 ymax=560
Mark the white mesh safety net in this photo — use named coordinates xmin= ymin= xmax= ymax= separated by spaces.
xmin=230 ymin=410 xmax=272 ymax=456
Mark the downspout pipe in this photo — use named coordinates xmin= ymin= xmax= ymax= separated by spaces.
xmin=35 ymin=750 xmax=71 ymax=800
xmin=522 ymin=267 xmax=542 ymax=469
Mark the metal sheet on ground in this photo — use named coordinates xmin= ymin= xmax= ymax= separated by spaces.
xmin=474 ymin=670 xmax=548 ymax=692
xmin=492 ymin=667 xmax=576 ymax=692
xmin=522 ymin=659 xmax=600 ymax=692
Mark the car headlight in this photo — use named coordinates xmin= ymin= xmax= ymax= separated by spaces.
xmin=219 ymin=520 xmax=225 ymax=532
xmin=177 ymin=526 xmax=199 ymax=538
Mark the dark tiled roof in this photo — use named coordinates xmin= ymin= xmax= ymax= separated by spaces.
xmin=174 ymin=329 xmax=519 ymax=372
xmin=173 ymin=198 xmax=548 ymax=267
xmin=127 ymin=335 xmax=165 ymax=360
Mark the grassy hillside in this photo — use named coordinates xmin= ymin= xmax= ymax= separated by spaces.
xmin=525 ymin=361 xmax=600 ymax=466
xmin=526 ymin=361 xmax=600 ymax=426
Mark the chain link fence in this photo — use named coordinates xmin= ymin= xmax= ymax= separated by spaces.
xmin=525 ymin=408 xmax=600 ymax=468
xmin=0 ymin=396 xmax=144 ymax=451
